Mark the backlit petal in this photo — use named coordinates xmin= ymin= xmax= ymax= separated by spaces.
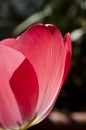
xmin=12 ymin=24 xmax=66 ymax=124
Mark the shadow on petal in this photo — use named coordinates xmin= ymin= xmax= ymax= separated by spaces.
xmin=10 ymin=58 xmax=39 ymax=123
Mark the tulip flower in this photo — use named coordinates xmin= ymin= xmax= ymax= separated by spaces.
xmin=0 ymin=23 xmax=72 ymax=130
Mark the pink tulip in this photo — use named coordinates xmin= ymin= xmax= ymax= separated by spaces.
xmin=0 ymin=23 xmax=72 ymax=130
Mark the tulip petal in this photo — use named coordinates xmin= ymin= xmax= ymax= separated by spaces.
xmin=33 ymin=25 xmax=72 ymax=125
xmin=62 ymin=33 xmax=72 ymax=83
xmin=12 ymin=24 xmax=66 ymax=123
xmin=0 ymin=44 xmax=24 ymax=128
xmin=34 ymin=24 xmax=66 ymax=123
xmin=0 ymin=38 xmax=16 ymax=47
xmin=0 ymin=44 xmax=39 ymax=129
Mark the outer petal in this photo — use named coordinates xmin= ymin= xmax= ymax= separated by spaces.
xmin=12 ymin=24 xmax=66 ymax=124
xmin=62 ymin=33 xmax=72 ymax=83
xmin=0 ymin=38 xmax=16 ymax=47
xmin=0 ymin=44 xmax=39 ymax=129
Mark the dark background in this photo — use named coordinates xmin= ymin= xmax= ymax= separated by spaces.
xmin=0 ymin=0 xmax=86 ymax=129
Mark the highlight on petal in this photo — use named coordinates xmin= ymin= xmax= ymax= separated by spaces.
xmin=0 ymin=44 xmax=39 ymax=129
xmin=0 ymin=38 xmax=16 ymax=47
xmin=12 ymin=23 xmax=68 ymax=125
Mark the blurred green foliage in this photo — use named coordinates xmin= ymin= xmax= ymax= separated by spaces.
xmin=0 ymin=0 xmax=86 ymax=111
